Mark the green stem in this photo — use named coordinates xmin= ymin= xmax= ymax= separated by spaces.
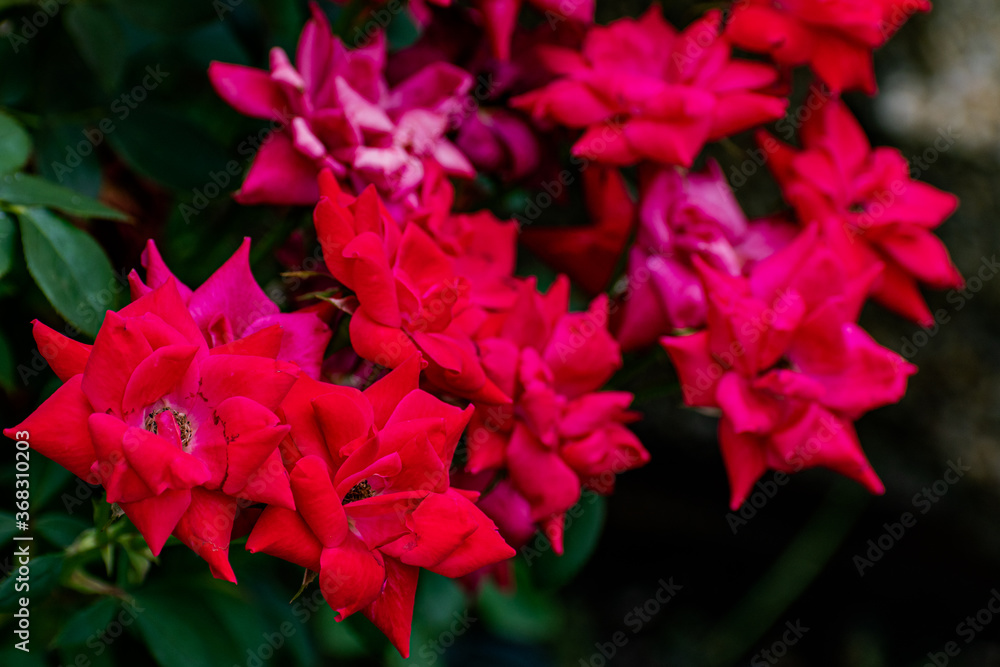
xmin=703 ymin=479 xmax=869 ymax=667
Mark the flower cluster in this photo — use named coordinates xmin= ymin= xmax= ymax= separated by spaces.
xmin=7 ymin=0 xmax=957 ymax=656
xmin=5 ymin=245 xmax=513 ymax=655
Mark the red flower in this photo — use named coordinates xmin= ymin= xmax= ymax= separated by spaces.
xmin=662 ymin=227 xmax=916 ymax=508
xmin=246 ymin=355 xmax=514 ymax=656
xmin=465 ymin=278 xmax=649 ymax=553
xmin=4 ymin=281 xmax=300 ymax=581
xmin=405 ymin=162 xmax=520 ymax=312
xmin=760 ymin=97 xmax=961 ymax=325
xmin=520 ymin=166 xmax=636 ymax=296
xmin=510 ymin=8 xmax=788 ymax=166
xmin=314 ymin=171 xmax=510 ymax=403
xmin=131 ymin=238 xmax=331 ymax=379
xmin=727 ymin=0 xmax=930 ymax=95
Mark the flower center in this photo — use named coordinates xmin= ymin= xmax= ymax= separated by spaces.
xmin=143 ymin=407 xmax=193 ymax=447
xmin=342 ymin=480 xmax=375 ymax=504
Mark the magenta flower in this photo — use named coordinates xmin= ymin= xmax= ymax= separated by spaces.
xmin=208 ymin=3 xmax=474 ymax=206
xmin=466 ymin=278 xmax=650 ymax=553
xmin=760 ymin=97 xmax=962 ymax=325
xmin=131 ymin=238 xmax=332 ymax=380
xmin=662 ymin=227 xmax=916 ymax=508
xmin=615 ymin=161 xmax=798 ymax=351
xmin=510 ymin=8 xmax=788 ymax=166
xmin=727 ymin=0 xmax=930 ymax=95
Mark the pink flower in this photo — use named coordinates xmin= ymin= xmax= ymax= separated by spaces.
xmin=615 ymin=161 xmax=797 ymax=351
xmin=510 ymin=8 xmax=788 ymax=166
xmin=727 ymin=0 xmax=930 ymax=95
xmin=759 ymin=97 xmax=961 ymax=325
xmin=131 ymin=238 xmax=331 ymax=379
xmin=455 ymin=108 xmax=541 ymax=180
xmin=314 ymin=171 xmax=510 ymax=403
xmin=247 ymin=355 xmax=514 ymax=656
xmin=661 ymin=227 xmax=916 ymax=508
xmin=4 ymin=281 xmax=300 ymax=581
xmin=208 ymin=3 xmax=474 ymax=206
xmin=466 ymin=278 xmax=650 ymax=553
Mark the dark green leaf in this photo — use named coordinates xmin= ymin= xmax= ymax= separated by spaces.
xmin=64 ymin=5 xmax=128 ymax=92
xmin=36 ymin=125 xmax=103 ymax=198
xmin=131 ymin=585 xmax=233 ymax=667
xmin=108 ymin=105 xmax=234 ymax=191
xmin=35 ymin=514 xmax=89 ymax=549
xmin=0 ymin=328 xmax=15 ymax=393
xmin=0 ymin=647 xmax=46 ymax=667
xmin=33 ymin=456 xmax=74 ymax=510
xmin=52 ymin=597 xmax=119 ymax=647
xmin=0 ymin=112 xmax=31 ymax=174
xmin=18 ymin=207 xmax=120 ymax=337
xmin=0 ymin=173 xmax=128 ymax=221
xmin=0 ymin=511 xmax=15 ymax=549
xmin=111 ymin=0 xmax=220 ymax=33
xmin=478 ymin=561 xmax=564 ymax=643
xmin=0 ymin=210 xmax=15 ymax=280
xmin=386 ymin=9 xmax=420 ymax=50
xmin=0 ymin=554 xmax=64 ymax=612
xmin=529 ymin=494 xmax=606 ymax=590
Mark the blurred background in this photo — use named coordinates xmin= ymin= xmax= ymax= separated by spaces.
xmin=1 ymin=1 xmax=998 ymax=666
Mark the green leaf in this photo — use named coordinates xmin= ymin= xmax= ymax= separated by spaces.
xmin=478 ymin=561 xmax=564 ymax=643
xmin=0 ymin=553 xmax=64 ymax=612
xmin=64 ymin=5 xmax=128 ymax=92
xmin=108 ymin=105 xmax=234 ymax=192
xmin=0 ymin=511 xmax=15 ymax=549
xmin=0 ymin=328 xmax=15 ymax=393
xmin=528 ymin=494 xmax=607 ymax=590
xmin=131 ymin=585 xmax=232 ymax=667
xmin=18 ymin=207 xmax=120 ymax=337
xmin=52 ymin=597 xmax=119 ymax=647
xmin=35 ymin=514 xmax=90 ymax=549
xmin=0 ymin=647 xmax=46 ymax=667
xmin=0 ymin=210 xmax=15 ymax=280
xmin=36 ymin=125 xmax=102 ymax=198
xmin=33 ymin=456 xmax=74 ymax=510
xmin=386 ymin=9 xmax=421 ymax=50
xmin=314 ymin=606 xmax=368 ymax=658
xmin=0 ymin=173 xmax=128 ymax=221
xmin=111 ymin=0 xmax=219 ymax=32
xmin=0 ymin=112 xmax=31 ymax=174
